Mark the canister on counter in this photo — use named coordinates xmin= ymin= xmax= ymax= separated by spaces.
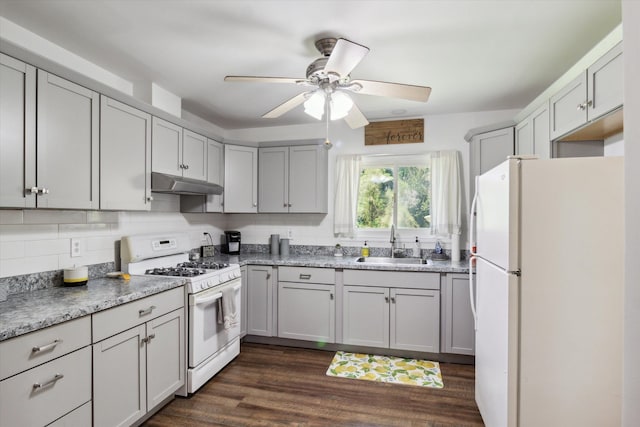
xmin=280 ymin=238 xmax=290 ymax=256
xmin=270 ymin=234 xmax=280 ymax=255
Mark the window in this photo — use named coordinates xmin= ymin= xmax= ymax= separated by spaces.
xmin=356 ymin=156 xmax=431 ymax=235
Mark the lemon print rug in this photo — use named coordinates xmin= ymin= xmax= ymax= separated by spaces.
xmin=326 ymin=351 xmax=444 ymax=388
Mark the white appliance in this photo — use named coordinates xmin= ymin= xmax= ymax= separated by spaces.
xmin=469 ymin=156 xmax=623 ymax=427
xmin=121 ymin=233 xmax=242 ymax=395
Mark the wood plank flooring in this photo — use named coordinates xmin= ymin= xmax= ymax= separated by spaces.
xmin=144 ymin=343 xmax=484 ymax=426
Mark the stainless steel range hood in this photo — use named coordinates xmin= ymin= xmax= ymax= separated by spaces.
xmin=151 ymin=172 xmax=223 ymax=195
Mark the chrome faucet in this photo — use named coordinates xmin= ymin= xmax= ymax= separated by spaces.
xmin=390 ymin=224 xmax=397 ymax=257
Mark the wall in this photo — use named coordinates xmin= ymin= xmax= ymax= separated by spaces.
xmin=622 ymin=1 xmax=640 ymax=425
xmin=604 ymin=133 xmax=624 ymax=156
xmin=226 ymin=109 xmax=518 ymax=250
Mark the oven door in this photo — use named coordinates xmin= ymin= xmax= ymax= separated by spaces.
xmin=188 ymin=277 xmax=241 ymax=367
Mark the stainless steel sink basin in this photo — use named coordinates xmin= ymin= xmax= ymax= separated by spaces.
xmin=355 ymin=257 xmax=427 ymax=265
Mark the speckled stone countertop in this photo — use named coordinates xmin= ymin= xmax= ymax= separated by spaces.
xmin=210 ymin=254 xmax=471 ymax=274
xmin=0 ymin=276 xmax=186 ymax=342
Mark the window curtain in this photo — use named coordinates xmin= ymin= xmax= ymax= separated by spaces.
xmin=430 ymin=150 xmax=462 ymax=236
xmin=333 ymin=155 xmax=361 ymax=237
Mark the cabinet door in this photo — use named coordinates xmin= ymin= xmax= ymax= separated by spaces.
xmin=442 ymin=274 xmax=475 ymax=355
xmin=205 ymin=138 xmax=224 ymax=212
xmin=247 ymin=266 xmax=273 ymax=336
xmin=37 ymin=70 xmax=99 ymax=209
xmin=93 ymin=324 xmax=146 ymax=427
xmin=531 ymin=102 xmax=550 ymax=160
xmin=258 ymin=146 xmax=289 ymax=213
xmin=549 ymin=72 xmax=588 ymax=140
xmin=515 ymin=119 xmax=533 ymax=156
xmin=240 ymin=266 xmax=248 ymax=337
xmin=146 ymin=308 xmax=185 ymax=411
xmin=182 ymin=129 xmax=207 ymax=181
xmin=289 ymin=145 xmax=328 ymax=213
xmin=470 ymin=127 xmax=514 ymax=200
xmin=100 ymin=96 xmax=152 ymax=210
xmin=390 ymin=288 xmax=440 ymax=353
xmin=342 ymin=286 xmax=389 ymax=348
xmin=0 ymin=54 xmax=36 ymax=208
xmin=587 ymin=42 xmax=623 ymax=121
xmin=278 ymin=282 xmax=335 ymax=343
xmin=224 ymin=145 xmax=258 ymax=212
xmin=152 ymin=117 xmax=183 ymax=176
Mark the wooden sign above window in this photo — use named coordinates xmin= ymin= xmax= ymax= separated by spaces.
xmin=364 ymin=119 xmax=424 ymax=146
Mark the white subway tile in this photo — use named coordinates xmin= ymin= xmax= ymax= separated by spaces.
xmin=87 ymin=211 xmax=119 ymax=224
xmin=25 ymin=239 xmax=68 ymax=256
xmin=0 ymin=241 xmax=26 ymax=259
xmin=59 ymin=249 xmax=114 ymax=269
xmin=23 ymin=210 xmax=87 ymax=224
xmin=0 ymin=210 xmax=23 ymax=225
xmin=87 ymin=236 xmax=118 ymax=251
xmin=0 ymin=255 xmax=58 ymax=278
xmin=0 ymin=224 xmax=58 ymax=241
xmin=59 ymin=223 xmax=110 ymax=238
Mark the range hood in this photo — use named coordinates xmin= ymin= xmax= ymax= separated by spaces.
xmin=151 ymin=172 xmax=223 ymax=195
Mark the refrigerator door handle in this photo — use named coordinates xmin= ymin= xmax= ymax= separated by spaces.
xmin=469 ymin=256 xmax=478 ymax=330
xmin=469 ymin=176 xmax=479 ymax=256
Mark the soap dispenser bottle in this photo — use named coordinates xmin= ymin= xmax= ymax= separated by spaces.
xmin=361 ymin=241 xmax=369 ymax=257
xmin=413 ymin=236 xmax=421 ymax=257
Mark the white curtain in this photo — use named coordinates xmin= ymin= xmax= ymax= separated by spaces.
xmin=430 ymin=150 xmax=462 ymax=236
xmin=333 ymin=155 xmax=361 ymax=237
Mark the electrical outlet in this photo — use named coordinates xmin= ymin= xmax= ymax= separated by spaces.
xmin=287 ymin=229 xmax=293 ymax=239
xmin=70 ymin=238 xmax=82 ymax=257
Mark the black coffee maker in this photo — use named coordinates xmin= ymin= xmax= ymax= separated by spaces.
xmin=222 ymin=230 xmax=241 ymax=254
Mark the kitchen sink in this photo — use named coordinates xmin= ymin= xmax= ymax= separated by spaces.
xmin=355 ymin=257 xmax=427 ymax=265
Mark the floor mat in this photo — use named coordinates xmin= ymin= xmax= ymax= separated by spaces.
xmin=326 ymin=351 xmax=444 ymax=388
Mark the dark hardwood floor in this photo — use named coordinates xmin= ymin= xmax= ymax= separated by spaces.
xmin=144 ymin=343 xmax=484 ymax=426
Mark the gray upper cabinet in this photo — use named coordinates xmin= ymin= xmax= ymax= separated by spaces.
xmin=258 ymin=145 xmax=328 ymax=213
xmin=516 ymin=102 xmax=550 ymax=159
xmin=37 ymin=70 xmax=99 ymax=209
xmin=182 ymin=129 xmax=207 ymax=181
xmin=151 ymin=117 xmax=182 ymax=176
xmin=180 ymin=138 xmax=224 ymax=213
xmin=224 ymin=144 xmax=258 ymax=213
xmin=100 ymin=96 xmax=152 ymax=211
xmin=550 ymin=42 xmax=623 ymax=140
xmin=469 ymin=127 xmax=514 ymax=199
xmin=0 ymin=54 xmax=36 ymax=208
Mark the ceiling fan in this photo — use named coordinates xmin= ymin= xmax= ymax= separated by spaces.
xmin=224 ymin=37 xmax=432 ymax=133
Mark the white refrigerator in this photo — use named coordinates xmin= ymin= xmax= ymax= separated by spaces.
xmin=469 ymin=156 xmax=623 ymax=427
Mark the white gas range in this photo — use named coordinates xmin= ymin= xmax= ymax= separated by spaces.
xmin=121 ymin=233 xmax=242 ymax=395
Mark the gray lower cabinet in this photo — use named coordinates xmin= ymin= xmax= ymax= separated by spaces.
xmin=342 ymin=270 xmax=441 ymax=353
xmin=0 ymin=316 xmax=92 ymax=427
xmin=37 ymin=70 xmax=99 ymax=209
xmin=0 ymin=53 xmax=36 ymax=208
xmin=441 ymin=273 xmax=475 ymax=355
xmin=277 ymin=266 xmax=335 ymax=343
xmin=92 ymin=288 xmax=185 ymax=427
xmin=246 ymin=265 xmax=274 ymax=336
xmin=100 ymin=95 xmax=152 ymax=210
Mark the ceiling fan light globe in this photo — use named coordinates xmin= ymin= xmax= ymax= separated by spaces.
xmin=330 ymin=91 xmax=354 ymax=120
xmin=303 ymin=91 xmax=326 ymax=120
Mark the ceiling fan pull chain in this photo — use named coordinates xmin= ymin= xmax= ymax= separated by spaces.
xmin=324 ymin=94 xmax=333 ymax=149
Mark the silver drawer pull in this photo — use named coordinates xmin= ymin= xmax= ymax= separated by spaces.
xmin=32 ymin=339 xmax=62 ymax=353
xmin=299 ymin=274 xmax=311 ymax=280
xmin=141 ymin=333 xmax=156 ymax=344
xmin=33 ymin=373 xmax=64 ymax=390
xmin=139 ymin=305 xmax=156 ymax=316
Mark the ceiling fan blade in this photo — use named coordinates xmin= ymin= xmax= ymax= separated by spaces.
xmin=262 ymin=92 xmax=309 ymax=118
xmin=224 ymin=76 xmax=305 ymax=84
xmin=324 ymin=38 xmax=370 ymax=77
xmin=350 ymin=79 xmax=432 ymax=102
xmin=344 ymin=103 xmax=370 ymax=129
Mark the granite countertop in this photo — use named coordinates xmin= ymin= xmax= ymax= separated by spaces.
xmin=0 ymin=254 xmax=469 ymax=343
xmin=211 ymin=253 xmax=471 ymax=274
xmin=0 ymin=276 xmax=186 ymax=342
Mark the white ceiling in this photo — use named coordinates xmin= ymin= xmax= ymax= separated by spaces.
xmin=0 ymin=0 xmax=622 ymax=129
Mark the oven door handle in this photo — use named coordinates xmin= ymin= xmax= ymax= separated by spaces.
xmin=192 ymin=292 xmax=222 ymax=306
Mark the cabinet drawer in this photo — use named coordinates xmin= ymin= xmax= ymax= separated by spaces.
xmin=93 ymin=287 xmax=184 ymax=342
xmin=343 ymin=269 xmax=440 ymax=290
xmin=278 ymin=266 xmax=335 ymax=284
xmin=48 ymin=401 xmax=92 ymax=427
xmin=0 ymin=316 xmax=91 ymax=380
xmin=0 ymin=346 xmax=91 ymax=427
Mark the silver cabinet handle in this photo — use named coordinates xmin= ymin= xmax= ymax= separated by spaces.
xmin=139 ymin=305 xmax=156 ymax=316
xmin=142 ymin=333 xmax=156 ymax=344
xmin=33 ymin=373 xmax=64 ymax=390
xmin=330 ymin=293 xmax=334 ymax=300
xmin=385 ymin=296 xmax=389 ymax=303
xmin=391 ymin=297 xmax=396 ymax=304
xmin=32 ymin=339 xmax=62 ymax=353
xmin=253 ymin=202 xmax=257 ymax=207
xmin=147 ymin=196 xmax=154 ymax=202
xmin=184 ymin=164 xmax=189 ymax=170
xmin=179 ymin=164 xmax=184 ymax=169
xmin=26 ymin=187 xmax=50 ymax=195
xmin=40 ymin=188 xmax=50 ymax=194
xmin=299 ymin=274 xmax=311 ymax=280
xmin=577 ymin=100 xmax=593 ymax=111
